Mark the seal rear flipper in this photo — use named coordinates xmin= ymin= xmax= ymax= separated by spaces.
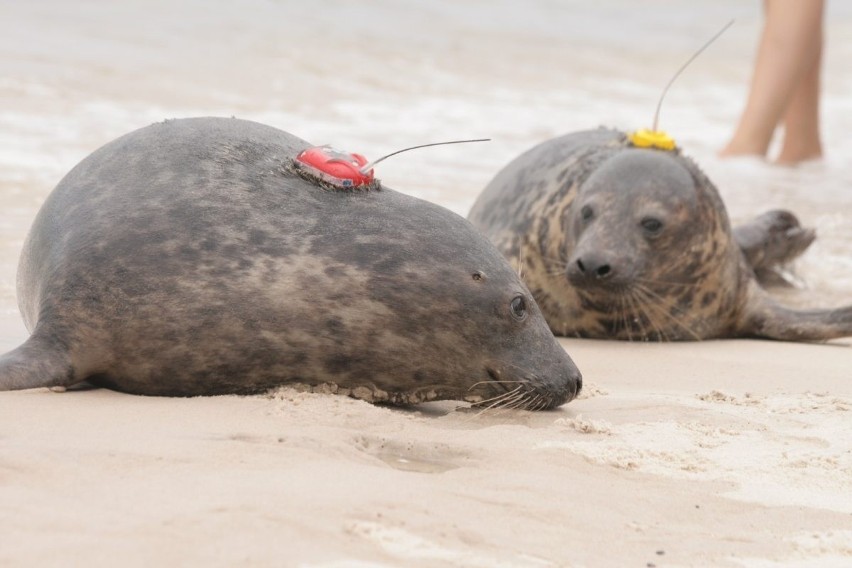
xmin=739 ymin=285 xmax=852 ymax=342
xmin=0 ymin=334 xmax=76 ymax=391
xmin=733 ymin=210 xmax=816 ymax=286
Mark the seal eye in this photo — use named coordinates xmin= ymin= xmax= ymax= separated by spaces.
xmin=580 ymin=205 xmax=594 ymax=222
xmin=509 ymin=295 xmax=527 ymax=320
xmin=472 ymin=271 xmax=485 ymax=281
xmin=641 ymin=217 xmax=664 ymax=235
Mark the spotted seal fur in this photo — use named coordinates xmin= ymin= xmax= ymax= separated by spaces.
xmin=0 ymin=117 xmax=582 ymax=409
xmin=468 ymin=128 xmax=852 ymax=341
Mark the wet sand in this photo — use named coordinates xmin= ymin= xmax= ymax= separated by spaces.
xmin=1 ymin=2 xmax=851 ymax=566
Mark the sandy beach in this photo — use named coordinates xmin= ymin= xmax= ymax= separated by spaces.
xmin=1 ymin=2 xmax=851 ymax=566
xmin=2 ymin=339 xmax=850 ymax=567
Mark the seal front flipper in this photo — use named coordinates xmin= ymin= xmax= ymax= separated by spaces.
xmin=733 ymin=210 xmax=816 ymax=286
xmin=0 ymin=332 xmax=75 ymax=391
xmin=738 ymin=283 xmax=852 ymax=341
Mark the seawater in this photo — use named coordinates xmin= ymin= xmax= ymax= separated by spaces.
xmin=1 ymin=0 xmax=850 ymax=346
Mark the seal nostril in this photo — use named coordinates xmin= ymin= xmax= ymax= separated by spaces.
xmin=576 ymin=259 xmax=586 ymax=273
xmin=595 ymin=264 xmax=611 ymax=278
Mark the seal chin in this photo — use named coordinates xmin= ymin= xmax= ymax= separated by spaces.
xmin=467 ymin=365 xmax=582 ymax=411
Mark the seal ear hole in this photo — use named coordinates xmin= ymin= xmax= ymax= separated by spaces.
xmin=472 ymin=271 xmax=485 ymax=282
xmin=509 ymin=295 xmax=528 ymax=321
xmin=580 ymin=205 xmax=594 ymax=222
xmin=640 ymin=217 xmax=664 ymax=236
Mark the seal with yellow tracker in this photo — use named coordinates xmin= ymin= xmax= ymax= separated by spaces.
xmin=468 ymin=23 xmax=851 ymax=342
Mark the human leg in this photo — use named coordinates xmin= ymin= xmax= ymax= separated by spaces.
xmin=720 ymin=0 xmax=825 ymax=159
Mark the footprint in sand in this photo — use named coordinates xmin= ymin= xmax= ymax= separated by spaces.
xmin=352 ymin=435 xmax=476 ymax=474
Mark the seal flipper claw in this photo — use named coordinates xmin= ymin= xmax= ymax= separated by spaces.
xmin=734 ymin=210 xmax=816 ymax=286
xmin=739 ymin=284 xmax=852 ymax=341
xmin=0 ymin=334 xmax=75 ymax=391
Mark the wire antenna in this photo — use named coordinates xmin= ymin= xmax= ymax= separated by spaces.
xmin=359 ymin=139 xmax=490 ymax=174
xmin=652 ymin=19 xmax=735 ymax=131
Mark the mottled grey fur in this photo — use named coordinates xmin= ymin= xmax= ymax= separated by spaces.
xmin=468 ymin=128 xmax=852 ymax=341
xmin=0 ymin=117 xmax=582 ymax=409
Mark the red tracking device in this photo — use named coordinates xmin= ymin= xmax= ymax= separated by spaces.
xmin=294 ymin=146 xmax=375 ymax=188
xmin=292 ymin=139 xmax=490 ymax=190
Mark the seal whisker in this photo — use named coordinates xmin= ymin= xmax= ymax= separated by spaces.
xmin=525 ymin=393 xmax=544 ymax=411
xmin=629 ymin=289 xmax=660 ymax=341
xmin=618 ymin=292 xmax=635 ymax=342
xmin=471 ymin=386 xmax=524 ymax=411
xmin=526 ymin=395 xmax=541 ymax=412
xmin=500 ymin=394 xmax=530 ymax=411
xmin=524 ymin=393 xmax=545 ymax=411
xmin=615 ymin=294 xmax=626 ymax=339
xmin=630 ymin=286 xmax=671 ymax=341
xmin=635 ymin=283 xmax=698 ymax=337
xmin=634 ymin=284 xmax=700 ymax=341
xmin=460 ymin=391 xmax=517 ymax=421
xmin=494 ymin=388 xmax=529 ymax=409
xmin=519 ymin=388 xmax=544 ymax=411
xmin=534 ymin=395 xmax=551 ymax=411
xmin=474 ymin=390 xmax=527 ymax=417
xmin=477 ymin=385 xmax=523 ymax=403
xmin=512 ymin=392 xmax=535 ymax=411
xmin=624 ymin=287 xmax=660 ymax=341
xmin=634 ymin=276 xmax=695 ymax=288
xmin=469 ymin=360 xmax=553 ymax=415
xmin=627 ymin=292 xmax=647 ymax=342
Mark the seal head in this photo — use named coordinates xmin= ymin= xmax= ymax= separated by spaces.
xmin=560 ymin=148 xmax=741 ymax=340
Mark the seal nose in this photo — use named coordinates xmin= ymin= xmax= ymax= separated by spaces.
xmin=575 ymin=254 xmax=613 ymax=280
xmin=546 ymin=349 xmax=583 ymax=407
xmin=553 ymin=361 xmax=583 ymax=407
xmin=569 ymin=366 xmax=583 ymax=400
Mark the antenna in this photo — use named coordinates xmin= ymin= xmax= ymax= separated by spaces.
xmin=359 ymin=139 xmax=490 ymax=175
xmin=652 ymin=19 xmax=735 ymax=131
xmin=294 ymin=138 xmax=492 ymax=190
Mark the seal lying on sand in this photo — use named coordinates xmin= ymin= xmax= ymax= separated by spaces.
xmin=468 ymin=128 xmax=852 ymax=341
xmin=0 ymin=117 xmax=581 ymax=409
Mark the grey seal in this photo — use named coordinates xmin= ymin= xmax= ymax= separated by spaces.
xmin=468 ymin=128 xmax=852 ymax=341
xmin=0 ymin=117 xmax=582 ymax=409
